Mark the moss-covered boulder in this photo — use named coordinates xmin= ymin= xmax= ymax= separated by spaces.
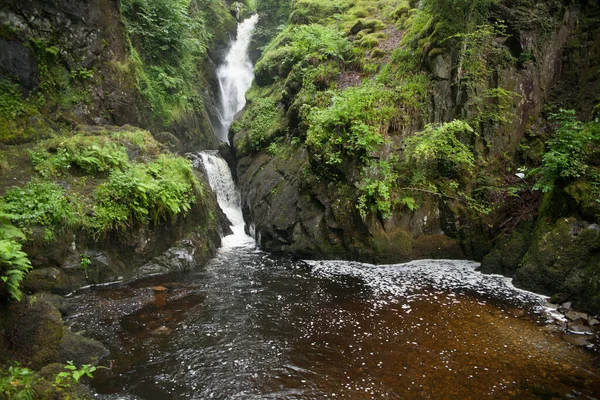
xmin=514 ymin=217 xmax=600 ymax=313
xmin=59 ymin=329 xmax=109 ymax=366
xmin=5 ymin=297 xmax=64 ymax=369
xmin=479 ymin=223 xmax=534 ymax=277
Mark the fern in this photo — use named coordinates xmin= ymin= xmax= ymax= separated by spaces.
xmin=0 ymin=239 xmax=32 ymax=301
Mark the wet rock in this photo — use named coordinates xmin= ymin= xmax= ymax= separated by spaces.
xmin=542 ymin=324 xmax=563 ymax=334
xmin=429 ymin=53 xmax=452 ymax=80
xmin=567 ymin=322 xmax=592 ymax=335
xmin=565 ymin=310 xmax=589 ymax=322
xmin=588 ymin=318 xmax=600 ymax=327
xmin=563 ymin=335 xmax=591 ymax=347
xmin=556 ymin=319 xmax=568 ymax=329
xmin=23 ymin=267 xmax=83 ymax=295
xmin=0 ymin=38 xmax=38 ymax=91
xmin=6 ymin=297 xmax=64 ymax=369
xmin=36 ymin=292 xmax=72 ymax=316
xmin=153 ymin=326 xmax=172 ymax=336
xmin=59 ymin=328 xmax=109 ymax=365
xmin=138 ymin=239 xmax=197 ymax=276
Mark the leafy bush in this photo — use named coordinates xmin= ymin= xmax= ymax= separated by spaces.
xmin=357 ymin=159 xmax=399 ymax=219
xmin=0 ymin=239 xmax=32 ymax=301
xmin=0 ymin=365 xmax=34 ymax=399
xmin=404 ymin=120 xmax=477 ymax=177
xmin=532 ymin=109 xmax=600 ymax=192
xmin=401 ymin=120 xmax=488 ymax=213
xmin=305 ymin=83 xmax=395 ymax=166
xmin=91 ymin=155 xmax=200 ymax=234
xmin=0 ymin=182 xmax=78 ymax=232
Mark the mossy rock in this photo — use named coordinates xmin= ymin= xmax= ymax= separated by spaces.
xmin=59 ymin=329 xmax=109 ymax=366
xmin=514 ymin=217 xmax=600 ymax=314
xmin=371 ymin=228 xmax=412 ymax=264
xmin=479 ymin=223 xmax=534 ymax=277
xmin=6 ymin=297 xmax=64 ymax=369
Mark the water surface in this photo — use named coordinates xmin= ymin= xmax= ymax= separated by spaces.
xmin=67 ymin=248 xmax=600 ymax=399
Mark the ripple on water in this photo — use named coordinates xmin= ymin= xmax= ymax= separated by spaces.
xmin=65 ymin=254 xmax=600 ymax=399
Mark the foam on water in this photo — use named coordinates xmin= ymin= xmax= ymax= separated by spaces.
xmin=305 ymin=258 xmax=546 ymax=309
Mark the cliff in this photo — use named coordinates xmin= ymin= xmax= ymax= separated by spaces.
xmin=232 ymin=0 xmax=600 ymax=312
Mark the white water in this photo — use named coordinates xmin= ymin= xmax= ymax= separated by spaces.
xmin=190 ymin=151 xmax=255 ymax=248
xmin=215 ymin=14 xmax=259 ymax=143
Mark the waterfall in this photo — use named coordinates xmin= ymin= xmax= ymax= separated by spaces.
xmin=215 ymin=14 xmax=259 ymax=143
xmin=189 ymin=15 xmax=258 ymax=247
xmin=189 ymin=151 xmax=255 ymax=248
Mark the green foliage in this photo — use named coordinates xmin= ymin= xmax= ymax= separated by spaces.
xmin=0 ymin=182 xmax=78 ymax=233
xmin=53 ymin=361 xmax=96 ymax=388
xmin=236 ymin=98 xmax=281 ymax=152
xmin=91 ymin=155 xmax=199 ymax=234
xmin=357 ymin=159 xmax=399 ymax=219
xmin=121 ymin=0 xmax=198 ymax=65
xmin=306 ymin=83 xmax=396 ymax=166
xmin=80 ymin=254 xmax=91 ymax=279
xmin=405 ymin=120 xmax=477 ymax=177
xmin=0 ymin=239 xmax=32 ymax=301
xmin=0 ymin=365 xmax=34 ymax=399
xmin=531 ymin=109 xmax=600 ymax=192
xmin=30 ymin=137 xmax=129 ymax=177
xmin=255 ymin=24 xmax=349 ymax=84
xmin=121 ymin=0 xmax=228 ymax=127
xmin=400 ymin=120 xmax=489 ymax=214
xmin=0 ymin=80 xmax=26 ymax=119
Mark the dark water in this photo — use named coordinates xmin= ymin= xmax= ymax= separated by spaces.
xmin=66 ymin=246 xmax=600 ymax=399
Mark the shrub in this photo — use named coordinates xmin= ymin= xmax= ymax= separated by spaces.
xmin=532 ymin=109 xmax=600 ymax=192
xmin=0 ymin=182 xmax=78 ymax=233
xmin=306 ymin=83 xmax=396 ymax=166
xmin=91 ymin=155 xmax=200 ymax=234
xmin=254 ymin=24 xmax=350 ymax=84
xmin=404 ymin=120 xmax=477 ymax=178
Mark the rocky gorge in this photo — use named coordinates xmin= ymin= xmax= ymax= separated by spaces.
xmin=0 ymin=0 xmax=599 ymax=398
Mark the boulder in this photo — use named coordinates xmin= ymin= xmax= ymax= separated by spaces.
xmin=59 ymin=329 xmax=109 ymax=365
xmin=6 ymin=297 xmax=64 ymax=369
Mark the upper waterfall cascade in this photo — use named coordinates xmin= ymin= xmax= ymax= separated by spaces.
xmin=216 ymin=14 xmax=259 ymax=143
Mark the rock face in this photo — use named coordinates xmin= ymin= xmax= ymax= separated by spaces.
xmin=0 ymin=0 xmax=236 ymax=151
xmin=233 ymin=1 xmax=600 ymax=312
xmin=20 ymin=170 xmax=230 ymax=295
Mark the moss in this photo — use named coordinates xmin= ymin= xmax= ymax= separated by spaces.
xmin=515 ymin=216 xmax=600 ymax=314
xmin=6 ymin=297 xmax=64 ymax=369
xmin=479 ymin=222 xmax=534 ymax=276
xmin=371 ymin=228 xmax=412 ymax=264
xmin=289 ymin=0 xmax=353 ymax=25
xmin=359 ymin=34 xmax=380 ymax=49
xmin=412 ymin=234 xmax=465 ymax=260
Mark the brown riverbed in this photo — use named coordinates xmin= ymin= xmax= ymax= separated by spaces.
xmin=66 ymin=251 xmax=600 ymax=399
